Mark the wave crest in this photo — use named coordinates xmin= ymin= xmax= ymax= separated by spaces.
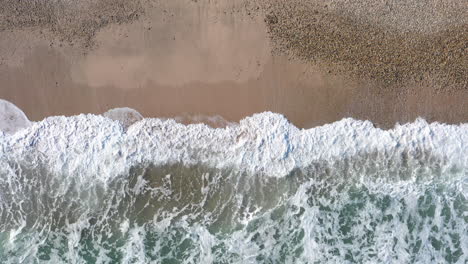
xmin=1 ymin=111 xmax=466 ymax=179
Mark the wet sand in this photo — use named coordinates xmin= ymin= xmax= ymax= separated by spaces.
xmin=0 ymin=0 xmax=466 ymax=128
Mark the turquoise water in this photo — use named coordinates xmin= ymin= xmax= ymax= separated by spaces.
xmin=1 ymin=150 xmax=466 ymax=263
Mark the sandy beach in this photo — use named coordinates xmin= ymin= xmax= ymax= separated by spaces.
xmin=0 ymin=0 xmax=466 ymax=128
xmin=1 ymin=1 xmax=468 ymax=262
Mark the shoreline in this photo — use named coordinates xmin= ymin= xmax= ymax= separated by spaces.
xmin=0 ymin=0 xmax=466 ymax=129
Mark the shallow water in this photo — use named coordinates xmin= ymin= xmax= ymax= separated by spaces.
xmin=0 ymin=113 xmax=466 ymax=263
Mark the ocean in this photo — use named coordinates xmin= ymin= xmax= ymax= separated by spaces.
xmin=0 ymin=112 xmax=466 ymax=263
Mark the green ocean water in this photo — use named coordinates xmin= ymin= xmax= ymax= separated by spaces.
xmin=1 ymin=150 xmax=466 ymax=263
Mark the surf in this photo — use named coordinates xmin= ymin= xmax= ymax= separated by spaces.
xmin=0 ymin=100 xmax=466 ymax=263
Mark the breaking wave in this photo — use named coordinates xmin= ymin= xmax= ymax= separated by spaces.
xmin=0 ymin=109 xmax=467 ymax=263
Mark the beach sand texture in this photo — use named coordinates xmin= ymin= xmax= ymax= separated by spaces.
xmin=0 ymin=0 xmax=466 ymax=128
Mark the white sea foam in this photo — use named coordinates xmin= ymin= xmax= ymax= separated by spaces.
xmin=0 ymin=111 xmax=466 ymax=180
xmin=0 ymin=102 xmax=467 ymax=263
xmin=173 ymin=114 xmax=236 ymax=128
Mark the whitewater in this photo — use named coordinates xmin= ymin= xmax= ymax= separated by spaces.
xmin=0 ymin=101 xmax=466 ymax=263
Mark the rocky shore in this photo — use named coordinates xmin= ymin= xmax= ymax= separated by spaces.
xmin=261 ymin=0 xmax=467 ymax=90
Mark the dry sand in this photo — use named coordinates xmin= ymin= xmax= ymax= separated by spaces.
xmin=0 ymin=0 xmax=466 ymax=128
